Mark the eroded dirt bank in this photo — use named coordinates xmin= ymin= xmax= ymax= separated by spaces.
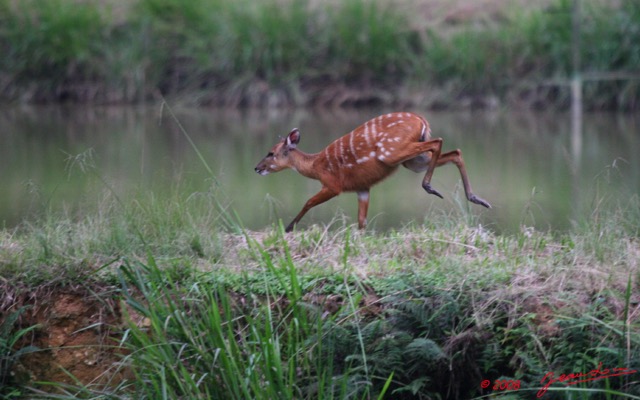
xmin=3 ymin=287 xmax=137 ymax=392
xmin=2 ymin=284 xmax=566 ymax=394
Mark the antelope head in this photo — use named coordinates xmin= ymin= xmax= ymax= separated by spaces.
xmin=255 ymin=128 xmax=300 ymax=176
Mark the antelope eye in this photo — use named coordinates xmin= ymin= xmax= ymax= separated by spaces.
xmin=267 ymin=152 xmax=274 ymax=157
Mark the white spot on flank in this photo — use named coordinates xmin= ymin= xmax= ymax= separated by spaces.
xmin=394 ymin=137 xmax=401 ymax=142
xmin=369 ymin=151 xmax=376 ymax=157
xmin=349 ymin=132 xmax=356 ymax=157
xmin=384 ymin=151 xmax=391 ymax=156
xmin=356 ymin=156 xmax=369 ymax=164
xmin=378 ymin=155 xmax=385 ymax=161
xmin=420 ymin=122 xmax=427 ymax=141
xmin=324 ymin=149 xmax=334 ymax=171
xmin=363 ymin=122 xmax=372 ymax=145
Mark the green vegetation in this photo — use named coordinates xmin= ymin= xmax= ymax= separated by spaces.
xmin=0 ymin=307 xmax=39 ymax=399
xmin=0 ymin=185 xmax=639 ymax=398
xmin=0 ymin=0 xmax=638 ymax=108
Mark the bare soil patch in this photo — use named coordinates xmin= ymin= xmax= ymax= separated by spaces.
xmin=6 ymin=287 xmax=131 ymax=391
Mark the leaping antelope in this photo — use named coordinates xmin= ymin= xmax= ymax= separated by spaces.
xmin=255 ymin=112 xmax=491 ymax=232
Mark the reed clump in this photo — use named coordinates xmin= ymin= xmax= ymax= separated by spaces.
xmin=0 ymin=0 xmax=638 ymax=109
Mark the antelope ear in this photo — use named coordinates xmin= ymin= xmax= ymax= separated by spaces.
xmin=286 ymin=128 xmax=300 ymax=148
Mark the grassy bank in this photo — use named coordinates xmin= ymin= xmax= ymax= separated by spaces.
xmin=0 ymin=0 xmax=639 ymax=109
xmin=0 ymin=187 xmax=639 ymax=398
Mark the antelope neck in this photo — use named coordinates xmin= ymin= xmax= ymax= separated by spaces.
xmin=289 ymin=149 xmax=321 ymax=180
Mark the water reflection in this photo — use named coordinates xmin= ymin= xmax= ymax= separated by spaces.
xmin=0 ymin=106 xmax=638 ymax=233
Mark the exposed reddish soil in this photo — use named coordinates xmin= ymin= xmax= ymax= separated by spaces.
xmin=3 ymin=285 xmax=378 ymax=393
xmin=6 ymin=288 xmax=135 ymax=392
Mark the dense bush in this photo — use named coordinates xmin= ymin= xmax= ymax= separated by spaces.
xmin=0 ymin=0 xmax=638 ymax=106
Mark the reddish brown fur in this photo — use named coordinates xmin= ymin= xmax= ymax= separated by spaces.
xmin=255 ymin=112 xmax=490 ymax=232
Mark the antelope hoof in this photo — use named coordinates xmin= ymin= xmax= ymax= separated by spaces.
xmin=423 ymin=183 xmax=444 ymax=199
xmin=285 ymin=223 xmax=295 ymax=233
xmin=469 ymin=194 xmax=492 ymax=209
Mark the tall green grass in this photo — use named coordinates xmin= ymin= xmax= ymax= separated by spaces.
xmin=422 ymin=0 xmax=640 ymax=108
xmin=0 ymin=0 xmax=104 ymax=79
xmin=0 ymin=0 xmax=638 ymax=108
xmin=114 ymin=244 xmax=390 ymax=399
xmin=0 ymin=307 xmax=39 ymax=400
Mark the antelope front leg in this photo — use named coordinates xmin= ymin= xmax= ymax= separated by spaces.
xmin=285 ymin=187 xmax=338 ymax=232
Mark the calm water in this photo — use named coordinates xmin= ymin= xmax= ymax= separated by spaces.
xmin=1 ymin=106 xmax=638 ymax=233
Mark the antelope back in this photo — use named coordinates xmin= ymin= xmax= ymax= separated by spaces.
xmin=319 ymin=112 xmax=430 ymax=172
